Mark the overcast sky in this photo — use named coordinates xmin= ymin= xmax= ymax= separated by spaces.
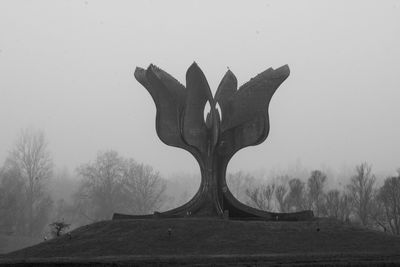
xmin=0 ymin=0 xmax=399 ymax=180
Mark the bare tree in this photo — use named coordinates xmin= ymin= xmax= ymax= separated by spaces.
xmin=49 ymin=221 xmax=70 ymax=237
xmin=245 ymin=183 xmax=275 ymax=211
xmin=275 ymin=184 xmax=289 ymax=212
xmin=0 ymin=166 xmax=25 ymax=234
xmin=325 ymin=189 xmax=340 ymax=219
xmin=324 ymin=188 xmax=352 ymax=223
xmin=286 ymin=178 xmax=306 ymax=212
xmin=227 ymin=171 xmax=255 ymax=202
xmin=75 ymin=151 xmax=168 ymax=220
xmin=348 ymin=162 xmax=376 ymax=226
xmin=123 ymin=160 xmax=167 ymax=214
xmin=307 ymin=170 xmax=327 ymax=216
xmin=371 ymin=189 xmax=390 ymax=233
xmin=76 ymin=150 xmax=126 ymax=220
xmin=5 ymin=128 xmax=53 ymax=235
xmin=338 ymin=192 xmax=353 ymax=223
xmin=376 ymin=173 xmax=400 ymax=235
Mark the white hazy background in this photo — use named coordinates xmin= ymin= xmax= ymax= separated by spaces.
xmin=0 ymin=0 xmax=399 ymax=179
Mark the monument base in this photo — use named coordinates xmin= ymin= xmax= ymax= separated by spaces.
xmin=112 ymin=189 xmax=314 ymax=221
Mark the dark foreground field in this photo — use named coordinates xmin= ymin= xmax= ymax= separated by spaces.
xmin=1 ymin=218 xmax=400 ymax=266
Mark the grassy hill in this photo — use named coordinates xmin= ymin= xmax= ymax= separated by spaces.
xmin=0 ymin=234 xmax=41 ymax=254
xmin=2 ymin=218 xmax=400 ymax=266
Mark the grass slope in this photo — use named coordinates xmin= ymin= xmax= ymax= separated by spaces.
xmin=2 ymin=218 xmax=400 ymax=266
xmin=0 ymin=234 xmax=41 ymax=254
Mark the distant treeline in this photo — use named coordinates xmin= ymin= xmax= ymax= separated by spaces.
xmin=229 ymin=165 xmax=400 ymax=235
xmin=1 ymin=128 xmax=399 ymax=239
xmin=0 ymin=128 xmax=167 ymax=238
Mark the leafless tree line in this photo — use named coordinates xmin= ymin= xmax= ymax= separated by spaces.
xmin=72 ymin=150 xmax=167 ymax=223
xmin=0 ymin=128 xmax=53 ymax=236
xmin=0 ymin=128 xmax=167 ymax=237
xmin=239 ymin=164 xmax=400 ymax=235
xmin=1 ymin=128 xmax=400 ymax=238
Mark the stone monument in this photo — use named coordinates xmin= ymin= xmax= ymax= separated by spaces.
xmin=113 ymin=63 xmax=313 ymax=221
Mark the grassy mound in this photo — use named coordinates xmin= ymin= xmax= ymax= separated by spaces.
xmin=2 ymin=218 xmax=400 ymax=266
xmin=0 ymin=234 xmax=41 ymax=254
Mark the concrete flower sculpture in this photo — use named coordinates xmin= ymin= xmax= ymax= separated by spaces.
xmin=113 ymin=63 xmax=313 ymax=221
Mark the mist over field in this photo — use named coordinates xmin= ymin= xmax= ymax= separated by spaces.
xmin=1 ymin=0 xmax=399 ymax=253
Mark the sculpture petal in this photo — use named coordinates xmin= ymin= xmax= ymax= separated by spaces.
xmin=215 ymin=69 xmax=237 ymax=118
xmin=218 ymin=115 xmax=267 ymax=158
xmin=218 ymin=65 xmax=290 ymax=157
xmin=221 ymin=65 xmax=290 ymax=132
xmin=150 ymin=65 xmax=187 ymax=106
xmin=134 ymin=65 xmax=187 ymax=149
xmin=134 ymin=67 xmax=147 ymax=82
xmin=183 ymin=63 xmax=214 ymax=154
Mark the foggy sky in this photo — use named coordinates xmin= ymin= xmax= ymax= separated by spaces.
xmin=0 ymin=0 xmax=399 ymax=179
